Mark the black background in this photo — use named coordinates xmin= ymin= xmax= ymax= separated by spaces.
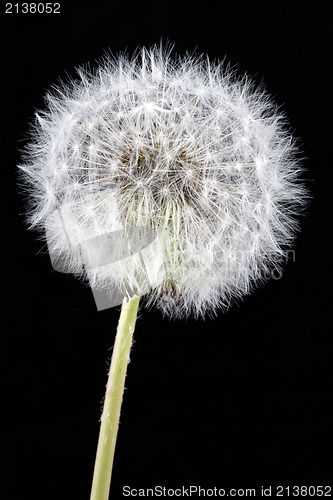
xmin=1 ymin=2 xmax=332 ymax=499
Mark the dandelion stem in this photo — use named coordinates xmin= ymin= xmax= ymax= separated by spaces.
xmin=90 ymin=294 xmax=140 ymax=500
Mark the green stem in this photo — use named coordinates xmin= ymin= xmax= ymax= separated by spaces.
xmin=90 ymin=294 xmax=140 ymax=500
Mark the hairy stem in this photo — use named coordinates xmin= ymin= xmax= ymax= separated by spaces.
xmin=90 ymin=295 xmax=140 ymax=500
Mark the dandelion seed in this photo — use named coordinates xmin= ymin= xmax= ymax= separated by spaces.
xmin=19 ymin=45 xmax=307 ymax=319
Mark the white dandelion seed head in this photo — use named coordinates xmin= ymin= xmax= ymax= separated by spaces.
xmin=19 ymin=44 xmax=307 ymax=318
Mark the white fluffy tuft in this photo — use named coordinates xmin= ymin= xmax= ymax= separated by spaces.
xmin=19 ymin=45 xmax=308 ymax=318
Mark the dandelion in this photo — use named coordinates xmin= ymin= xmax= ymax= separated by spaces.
xmin=18 ymin=45 xmax=307 ymax=499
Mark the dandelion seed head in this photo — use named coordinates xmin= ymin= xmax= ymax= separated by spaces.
xmin=19 ymin=44 xmax=307 ymax=318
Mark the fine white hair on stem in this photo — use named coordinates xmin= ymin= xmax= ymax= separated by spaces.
xmin=18 ymin=44 xmax=308 ymax=318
